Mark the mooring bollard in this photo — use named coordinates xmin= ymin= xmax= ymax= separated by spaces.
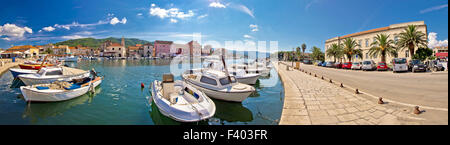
xmin=314 ymin=74 xmax=317 ymax=77
xmin=355 ymin=89 xmax=359 ymax=94
xmin=378 ymin=97 xmax=384 ymax=104
xmin=321 ymin=76 xmax=324 ymax=80
xmin=340 ymin=83 xmax=343 ymax=88
xmin=329 ymin=79 xmax=332 ymax=83
xmin=414 ymin=106 xmax=421 ymax=114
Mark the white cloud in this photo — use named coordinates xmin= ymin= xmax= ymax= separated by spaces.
xmin=236 ymin=5 xmax=254 ymax=18
xmin=110 ymin=17 xmax=127 ymax=25
xmin=42 ymin=26 xmax=55 ymax=32
xmin=62 ymin=35 xmax=85 ymax=40
xmin=428 ymin=32 xmax=448 ymax=48
xmin=137 ymin=13 xmax=143 ymax=16
xmin=0 ymin=23 xmax=33 ymax=41
xmin=243 ymin=34 xmax=252 ymax=39
xmin=149 ymin=4 xmax=195 ymax=23
xmin=170 ymin=18 xmax=178 ymax=23
xmin=250 ymin=24 xmax=259 ymax=32
xmin=420 ymin=4 xmax=448 ymax=14
xmin=305 ymin=0 xmax=320 ymax=11
xmin=197 ymin=14 xmax=208 ymax=19
xmin=209 ymin=2 xmax=226 ymax=8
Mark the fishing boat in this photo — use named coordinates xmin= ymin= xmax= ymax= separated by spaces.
xmin=19 ymin=63 xmax=54 ymax=70
xmin=9 ymin=68 xmax=38 ymax=78
xmin=182 ymin=70 xmax=255 ymax=102
xmin=20 ymin=76 xmax=102 ymax=102
xmin=18 ymin=67 xmax=90 ymax=86
xmin=151 ymin=74 xmax=216 ymax=122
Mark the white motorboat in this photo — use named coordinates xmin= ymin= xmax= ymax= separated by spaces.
xmin=202 ymin=60 xmax=260 ymax=85
xmin=151 ymin=74 xmax=216 ymax=122
xmin=18 ymin=67 xmax=90 ymax=86
xmin=182 ymin=70 xmax=255 ymax=102
xmin=229 ymin=63 xmax=270 ymax=77
xmin=64 ymin=56 xmax=79 ymax=62
xmin=20 ymin=76 xmax=102 ymax=102
xmin=9 ymin=68 xmax=38 ymax=78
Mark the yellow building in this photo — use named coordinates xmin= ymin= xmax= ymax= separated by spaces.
xmin=0 ymin=45 xmax=39 ymax=58
xmin=324 ymin=21 xmax=427 ymax=63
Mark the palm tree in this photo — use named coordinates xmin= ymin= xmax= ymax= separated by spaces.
xmin=326 ymin=43 xmax=343 ymax=62
xmin=341 ymin=38 xmax=362 ymax=62
xmin=301 ymin=43 xmax=307 ymax=60
xmin=369 ymin=34 xmax=396 ymax=63
xmin=396 ymin=25 xmax=427 ymax=58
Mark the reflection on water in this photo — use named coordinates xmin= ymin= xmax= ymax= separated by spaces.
xmin=212 ymin=99 xmax=253 ymax=123
xmin=22 ymin=87 xmax=102 ymax=123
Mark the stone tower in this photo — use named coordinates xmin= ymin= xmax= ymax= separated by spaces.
xmin=121 ymin=36 xmax=125 ymax=47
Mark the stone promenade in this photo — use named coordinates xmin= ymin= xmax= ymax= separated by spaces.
xmin=275 ymin=62 xmax=425 ymax=125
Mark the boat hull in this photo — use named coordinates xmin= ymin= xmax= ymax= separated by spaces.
xmin=20 ymin=78 xmax=102 ymax=102
xmin=185 ymin=80 xmax=252 ymax=102
xmin=236 ymin=75 xmax=259 ymax=85
xmin=19 ymin=72 xmax=90 ymax=86
xmin=9 ymin=68 xmax=37 ymax=78
xmin=19 ymin=64 xmax=53 ymax=70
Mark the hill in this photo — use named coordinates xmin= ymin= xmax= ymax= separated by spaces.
xmin=54 ymin=37 xmax=152 ymax=48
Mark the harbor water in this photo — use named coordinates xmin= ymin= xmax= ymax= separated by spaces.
xmin=0 ymin=59 xmax=284 ymax=125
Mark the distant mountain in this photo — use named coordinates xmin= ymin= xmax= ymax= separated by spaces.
xmin=54 ymin=37 xmax=152 ymax=48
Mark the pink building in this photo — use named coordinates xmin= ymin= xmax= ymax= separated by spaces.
xmin=154 ymin=40 xmax=173 ymax=57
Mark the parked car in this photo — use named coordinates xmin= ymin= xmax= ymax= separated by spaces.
xmin=362 ymin=60 xmax=377 ymax=71
xmin=426 ymin=60 xmax=445 ymax=72
xmin=335 ymin=62 xmax=343 ymax=69
xmin=342 ymin=62 xmax=352 ymax=69
xmin=321 ymin=61 xmax=327 ymax=67
xmin=317 ymin=61 xmax=323 ymax=66
xmin=303 ymin=59 xmax=313 ymax=65
xmin=325 ymin=61 xmax=334 ymax=67
xmin=376 ymin=62 xmax=389 ymax=71
xmin=392 ymin=58 xmax=408 ymax=73
xmin=408 ymin=59 xmax=427 ymax=73
xmin=351 ymin=62 xmax=362 ymax=70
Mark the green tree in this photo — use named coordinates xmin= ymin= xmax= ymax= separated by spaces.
xmin=369 ymin=34 xmax=396 ymax=62
xmin=326 ymin=43 xmax=343 ymax=62
xmin=412 ymin=47 xmax=434 ymax=61
xmin=301 ymin=43 xmax=307 ymax=60
xmin=44 ymin=48 xmax=53 ymax=54
xmin=397 ymin=25 xmax=427 ymax=58
xmin=311 ymin=46 xmax=325 ymax=61
xmin=342 ymin=38 xmax=362 ymax=62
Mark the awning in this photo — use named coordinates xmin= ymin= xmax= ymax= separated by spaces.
xmin=436 ymin=52 xmax=448 ymax=57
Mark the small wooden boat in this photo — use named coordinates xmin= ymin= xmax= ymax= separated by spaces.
xmin=9 ymin=68 xmax=38 ymax=78
xmin=20 ymin=76 xmax=102 ymax=102
xmin=151 ymin=74 xmax=216 ymax=122
xmin=19 ymin=67 xmax=90 ymax=86
xmin=19 ymin=63 xmax=54 ymax=70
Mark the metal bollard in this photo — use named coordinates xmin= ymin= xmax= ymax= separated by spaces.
xmin=378 ymin=97 xmax=384 ymax=104
xmin=355 ymin=89 xmax=359 ymax=94
xmin=413 ymin=106 xmax=421 ymax=114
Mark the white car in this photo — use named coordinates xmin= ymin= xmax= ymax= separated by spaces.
xmin=392 ymin=58 xmax=408 ymax=73
xmin=351 ymin=62 xmax=362 ymax=70
xmin=362 ymin=60 xmax=377 ymax=71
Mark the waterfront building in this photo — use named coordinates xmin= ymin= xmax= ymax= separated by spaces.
xmin=103 ymin=37 xmax=126 ymax=57
xmin=0 ymin=45 xmax=39 ymax=58
xmin=187 ymin=40 xmax=202 ymax=57
xmin=433 ymin=46 xmax=448 ymax=60
xmin=142 ymin=43 xmax=154 ymax=57
xmin=154 ymin=40 xmax=173 ymax=58
xmin=324 ymin=21 xmax=427 ymax=63
xmin=203 ymin=45 xmax=212 ymax=56
xmin=52 ymin=45 xmax=70 ymax=55
xmin=171 ymin=43 xmax=189 ymax=56
xmin=127 ymin=44 xmax=141 ymax=58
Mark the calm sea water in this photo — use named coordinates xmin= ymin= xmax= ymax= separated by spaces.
xmin=0 ymin=59 xmax=284 ymax=125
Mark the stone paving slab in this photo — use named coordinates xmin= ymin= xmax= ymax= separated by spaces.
xmin=275 ymin=62 xmax=425 ymax=125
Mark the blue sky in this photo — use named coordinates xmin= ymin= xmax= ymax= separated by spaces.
xmin=0 ymin=0 xmax=448 ymax=52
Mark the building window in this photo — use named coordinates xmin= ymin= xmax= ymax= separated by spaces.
xmin=405 ymin=50 xmax=409 ymax=58
xmin=119 ymin=48 xmax=121 ymax=50
xmin=394 ymin=36 xmax=398 ymax=43
xmin=365 ymin=53 xmax=369 ymax=59
xmin=373 ymin=38 xmax=377 ymax=44
xmin=358 ymin=40 xmax=362 ymax=48
xmin=365 ymin=39 xmax=369 ymax=47
xmin=112 ymin=48 xmax=114 ymax=50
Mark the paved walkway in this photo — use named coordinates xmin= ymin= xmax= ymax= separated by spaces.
xmin=275 ymin=62 xmax=428 ymax=125
xmin=0 ymin=61 xmax=22 ymax=75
